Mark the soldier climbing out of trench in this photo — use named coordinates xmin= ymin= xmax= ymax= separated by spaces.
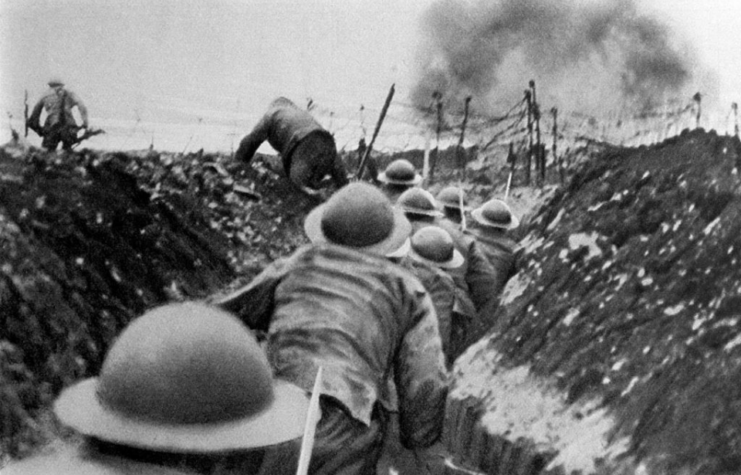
xmin=3 ymin=302 xmax=311 ymax=475
xmin=215 ymin=182 xmax=449 ymax=475
xmin=27 ymin=78 xmax=99 ymax=151
xmin=233 ymin=97 xmax=349 ymax=197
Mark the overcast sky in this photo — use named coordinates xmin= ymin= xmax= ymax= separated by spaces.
xmin=1 ymin=0 xmax=740 ymax=148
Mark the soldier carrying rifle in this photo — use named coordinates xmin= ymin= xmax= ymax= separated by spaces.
xmin=27 ymin=77 xmax=99 ymax=151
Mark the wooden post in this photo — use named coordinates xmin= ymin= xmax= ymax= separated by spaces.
xmin=356 ymin=84 xmax=395 ymax=180
xmin=733 ymin=102 xmax=739 ymax=137
xmin=552 ymin=107 xmax=562 ymax=183
xmin=457 ymin=96 xmax=472 ymax=179
xmin=530 ymin=80 xmax=544 ymax=186
xmin=524 ymin=89 xmax=533 ymax=186
xmin=693 ymin=92 xmax=702 ymax=129
xmin=359 ymin=104 xmax=367 ymax=137
xmin=423 ymin=129 xmax=431 ymax=182
xmin=24 ymin=90 xmax=29 ymax=137
xmin=430 ymin=91 xmax=443 ymax=182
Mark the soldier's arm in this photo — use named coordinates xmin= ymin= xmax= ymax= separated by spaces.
xmin=234 ymin=114 xmax=271 ymax=164
xmin=395 ymin=288 xmax=449 ymax=449
xmin=465 ymin=241 xmax=501 ymax=312
xmin=28 ymin=99 xmax=44 ymax=133
xmin=330 ymin=149 xmax=350 ymax=188
xmin=211 ymin=259 xmax=288 ymax=332
xmin=68 ymin=91 xmax=89 ymax=127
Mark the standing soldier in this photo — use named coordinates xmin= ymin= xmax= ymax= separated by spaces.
xmin=435 ymin=185 xmax=467 ymax=225
xmin=434 ymin=186 xmax=500 ymax=313
xmin=28 ymin=78 xmax=89 ymax=151
xmin=2 ymin=302 xmax=310 ymax=475
xmin=405 ymin=226 xmax=464 ymax=366
xmin=234 ymin=97 xmax=349 ymax=196
xmin=395 ymin=186 xmax=442 ymax=233
xmin=216 ymin=182 xmax=448 ymax=475
xmin=377 ymin=159 xmax=423 ymax=203
xmin=468 ymin=198 xmax=520 ymax=297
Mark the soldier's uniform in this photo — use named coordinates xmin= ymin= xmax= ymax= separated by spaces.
xmin=218 ymin=183 xmax=448 ymax=475
xmin=2 ymin=302 xmax=310 ymax=475
xmin=28 ymin=78 xmax=89 ymax=151
xmin=377 ymin=159 xmax=422 ymax=204
xmin=235 ymin=97 xmax=349 ymax=192
xmin=468 ymin=199 xmax=521 ymax=297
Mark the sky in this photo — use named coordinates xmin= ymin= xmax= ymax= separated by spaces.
xmin=1 ymin=0 xmax=740 ymax=152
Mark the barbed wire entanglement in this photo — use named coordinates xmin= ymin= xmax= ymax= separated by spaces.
xmin=7 ymin=81 xmax=735 ymax=189
xmin=306 ymin=81 xmax=715 ymax=188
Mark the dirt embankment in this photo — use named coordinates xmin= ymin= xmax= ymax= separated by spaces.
xmin=448 ymin=129 xmax=741 ymax=475
xmin=0 ymin=132 xmax=592 ymax=469
xmin=0 ymin=143 xmax=316 ymax=459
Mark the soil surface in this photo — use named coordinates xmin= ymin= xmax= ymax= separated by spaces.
xmin=451 ymin=128 xmax=741 ymax=474
xmin=7 ymin=128 xmax=737 ymax=475
xmin=0 ymin=137 xmax=534 ymax=465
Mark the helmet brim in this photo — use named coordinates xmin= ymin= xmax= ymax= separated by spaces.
xmin=400 ymin=205 xmax=443 ymax=218
xmin=377 ymin=172 xmax=423 ymax=186
xmin=55 ymin=378 xmax=310 ymax=453
xmin=408 ymin=247 xmax=464 ymax=269
xmin=471 ymin=207 xmax=520 ymax=230
xmin=304 ymin=203 xmax=412 ymax=256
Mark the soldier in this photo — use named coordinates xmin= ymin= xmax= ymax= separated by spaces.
xmin=395 ymin=187 xmax=442 ymax=233
xmin=377 ymin=159 xmax=423 ymax=203
xmin=432 ymin=186 xmax=504 ymax=358
xmin=216 ymin=182 xmax=448 ymax=475
xmin=3 ymin=302 xmax=310 ymax=475
xmin=28 ymin=77 xmax=89 ymax=151
xmin=406 ymin=226 xmax=464 ymax=365
xmin=433 ymin=187 xmax=499 ymax=309
xmin=435 ymin=185 xmax=466 ymax=224
xmin=396 ymin=187 xmax=477 ymax=319
xmin=468 ymin=198 xmax=520 ymax=296
xmin=234 ymin=97 xmax=349 ymax=196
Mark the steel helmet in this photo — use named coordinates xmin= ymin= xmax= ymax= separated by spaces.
xmin=304 ymin=182 xmax=411 ymax=255
xmin=472 ymin=199 xmax=520 ymax=230
xmin=54 ymin=302 xmax=310 ymax=453
xmin=409 ymin=226 xmax=464 ymax=269
xmin=377 ymin=159 xmax=422 ymax=186
xmin=436 ymin=186 xmax=468 ymax=210
xmin=397 ymin=187 xmax=443 ymax=217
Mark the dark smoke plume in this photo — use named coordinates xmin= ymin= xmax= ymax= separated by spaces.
xmin=411 ymin=0 xmax=698 ymax=115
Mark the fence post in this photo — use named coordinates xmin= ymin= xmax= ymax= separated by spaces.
xmin=733 ymin=102 xmax=739 ymax=137
xmin=552 ymin=107 xmax=562 ymax=183
xmin=530 ymin=80 xmax=544 ymax=186
xmin=693 ymin=92 xmax=702 ymax=129
xmin=524 ymin=89 xmax=533 ymax=186
xmin=457 ymin=96 xmax=472 ymax=179
xmin=430 ymin=91 xmax=443 ymax=182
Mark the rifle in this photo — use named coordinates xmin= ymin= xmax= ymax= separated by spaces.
xmin=70 ymin=126 xmax=105 ymax=149
xmin=24 ymin=90 xmax=29 ymax=137
xmin=296 ymin=366 xmax=324 ymax=475
xmin=458 ymin=187 xmax=467 ymax=232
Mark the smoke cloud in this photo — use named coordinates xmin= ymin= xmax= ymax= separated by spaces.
xmin=411 ymin=0 xmax=700 ymax=115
